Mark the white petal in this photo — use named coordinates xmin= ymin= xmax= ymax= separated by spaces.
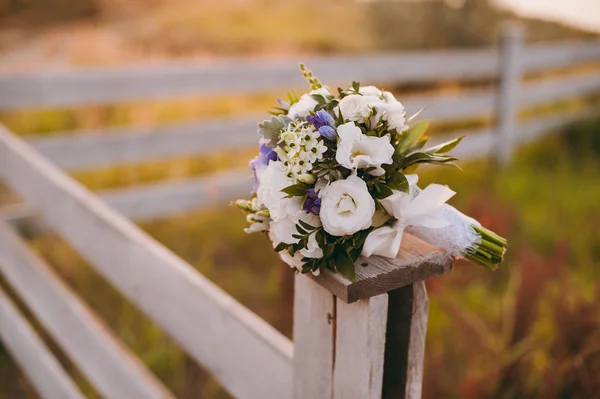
xmin=405 ymin=184 xmax=455 ymax=217
xmin=362 ymin=225 xmax=404 ymax=258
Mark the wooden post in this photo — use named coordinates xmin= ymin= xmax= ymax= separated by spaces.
xmin=293 ymin=233 xmax=452 ymax=399
xmin=495 ymin=22 xmax=524 ymax=166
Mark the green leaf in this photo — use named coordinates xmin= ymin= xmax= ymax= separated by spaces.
xmin=386 ymin=172 xmax=409 ymax=193
xmin=352 ymin=81 xmax=360 ymax=93
xmin=274 ymin=242 xmax=287 ymax=252
xmin=423 ymin=136 xmax=464 ymax=155
xmin=400 ymin=152 xmax=458 ymax=170
xmin=403 ymin=136 xmax=429 ymax=154
xmin=295 ymin=224 xmax=308 ymax=235
xmin=333 ymin=247 xmax=356 ymax=281
xmin=281 ymin=183 xmax=309 ymax=197
xmin=258 ymin=116 xmax=292 ymax=147
xmin=396 ymin=120 xmax=431 ymax=154
xmin=298 ymin=220 xmax=316 ymax=231
xmin=371 ymin=210 xmax=392 ymax=228
xmin=372 ymin=185 xmax=394 ymax=199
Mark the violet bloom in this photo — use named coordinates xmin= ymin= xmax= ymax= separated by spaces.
xmin=303 ymin=188 xmax=321 ymax=215
xmin=307 ymin=110 xmax=337 ymax=141
xmin=250 ymin=139 xmax=278 ymax=192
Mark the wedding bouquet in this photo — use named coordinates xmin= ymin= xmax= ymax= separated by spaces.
xmin=235 ymin=64 xmax=507 ymax=281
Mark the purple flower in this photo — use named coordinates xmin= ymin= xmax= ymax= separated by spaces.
xmin=307 ymin=110 xmax=337 ymax=141
xmin=250 ymin=139 xmax=278 ymax=192
xmin=303 ymin=188 xmax=321 ymax=215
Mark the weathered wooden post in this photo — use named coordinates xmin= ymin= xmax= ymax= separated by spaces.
xmin=293 ymin=233 xmax=453 ymax=399
xmin=495 ymin=21 xmax=524 ymax=166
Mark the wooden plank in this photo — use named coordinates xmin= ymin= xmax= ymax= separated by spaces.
xmin=0 ymin=124 xmax=293 ymax=399
xmin=309 ymin=234 xmax=452 ymax=304
xmin=98 ymin=169 xmax=252 ymax=221
xmin=523 ymin=40 xmax=600 ymax=72
xmin=0 ymin=219 xmax=175 ymax=399
xmin=333 ymin=294 xmax=389 ymax=399
xmin=0 ymin=288 xmax=84 ymax=399
xmin=26 ymin=115 xmax=259 ymax=170
xmin=521 ymin=71 xmax=600 ymax=108
xmin=23 ymin=89 xmax=495 ymax=171
xmin=293 ymin=275 xmax=335 ymax=399
xmin=495 ymin=22 xmax=523 ymax=166
xmin=382 ymin=282 xmax=429 ymax=399
xmin=0 ymin=49 xmax=498 ymax=110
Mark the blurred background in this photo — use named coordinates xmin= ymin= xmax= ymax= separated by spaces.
xmin=0 ymin=0 xmax=599 ymax=398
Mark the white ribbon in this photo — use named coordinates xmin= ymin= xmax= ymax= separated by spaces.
xmin=362 ymin=175 xmax=456 ymax=258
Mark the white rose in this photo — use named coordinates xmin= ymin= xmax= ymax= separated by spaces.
xmin=319 ymin=175 xmax=375 ymax=236
xmin=288 ymin=87 xmax=332 ymax=120
xmin=335 ymin=122 xmax=394 ymax=176
xmin=336 ymin=94 xmax=383 ymax=123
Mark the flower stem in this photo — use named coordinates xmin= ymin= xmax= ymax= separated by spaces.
xmin=465 ymin=225 xmax=508 ymax=270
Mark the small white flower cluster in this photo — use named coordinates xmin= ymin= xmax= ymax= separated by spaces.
xmin=276 ymin=121 xmax=327 ymax=179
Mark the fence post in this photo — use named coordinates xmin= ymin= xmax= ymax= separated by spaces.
xmin=495 ymin=22 xmax=524 ymax=166
xmin=292 ymin=233 xmax=452 ymax=399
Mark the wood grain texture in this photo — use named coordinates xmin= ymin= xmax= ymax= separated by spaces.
xmin=333 ymin=294 xmax=389 ymax=399
xmin=0 ymin=288 xmax=84 ymax=399
xmin=293 ymin=275 xmax=335 ymax=399
xmin=0 ymin=124 xmax=293 ymax=399
xmin=0 ymin=219 xmax=174 ymax=399
xmin=381 ymin=282 xmax=429 ymax=399
xmin=309 ymin=234 xmax=452 ymax=304
xmin=0 ymin=49 xmax=499 ymax=109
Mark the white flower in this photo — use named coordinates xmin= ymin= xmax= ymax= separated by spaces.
xmin=269 ymin=214 xmax=323 ymax=274
xmin=256 ymin=161 xmax=295 ymax=219
xmin=336 ymin=94 xmax=382 ymax=123
xmin=335 ymin=122 xmax=394 ymax=176
xmin=337 ymin=88 xmax=408 ymax=132
xmin=244 ymin=214 xmax=269 ymax=234
xmin=362 ymin=176 xmax=455 ymax=258
xmin=319 ymin=175 xmax=375 ymax=236
xmin=378 ymin=101 xmax=407 ymax=132
xmin=288 ymin=87 xmax=332 ymax=120
xmin=359 ymin=85 xmax=383 ymax=97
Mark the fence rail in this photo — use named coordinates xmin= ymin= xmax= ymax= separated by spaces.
xmin=0 ymin=26 xmax=599 ymax=399
xmin=0 ymin=39 xmax=599 ymax=110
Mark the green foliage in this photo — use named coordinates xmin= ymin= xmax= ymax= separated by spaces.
xmin=258 ymin=115 xmax=292 ymax=147
xmin=299 ymin=63 xmax=322 ymax=91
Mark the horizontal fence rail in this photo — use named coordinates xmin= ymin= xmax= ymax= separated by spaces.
xmin=0 ymin=288 xmax=84 ymax=399
xmin=23 ymin=90 xmax=495 ymax=171
xmin=0 ymin=40 xmax=598 ymax=110
xmin=0 ymin=218 xmax=175 ymax=399
xmin=20 ymin=69 xmax=600 ymax=172
xmin=0 ymin=124 xmax=293 ymax=399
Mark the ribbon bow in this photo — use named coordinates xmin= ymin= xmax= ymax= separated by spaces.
xmin=362 ymin=175 xmax=455 ymax=259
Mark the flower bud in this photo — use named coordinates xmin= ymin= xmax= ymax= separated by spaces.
xmin=298 ymin=173 xmax=316 ymax=184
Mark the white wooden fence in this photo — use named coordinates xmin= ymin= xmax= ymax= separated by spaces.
xmin=0 ymin=25 xmax=599 ymax=399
